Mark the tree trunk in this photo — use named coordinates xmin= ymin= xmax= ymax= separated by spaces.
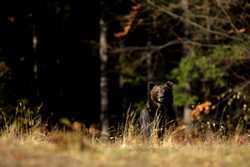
xmin=146 ymin=41 xmax=153 ymax=81
xmin=99 ymin=19 xmax=109 ymax=137
xmin=181 ymin=0 xmax=191 ymax=55
xmin=205 ymin=1 xmax=211 ymax=42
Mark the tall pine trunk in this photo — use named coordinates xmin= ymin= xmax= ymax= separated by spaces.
xmin=181 ymin=0 xmax=192 ymax=120
xmin=146 ymin=41 xmax=153 ymax=82
xmin=99 ymin=19 xmax=109 ymax=137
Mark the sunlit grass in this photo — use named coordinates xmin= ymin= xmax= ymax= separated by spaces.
xmin=0 ymin=104 xmax=249 ymax=167
xmin=0 ymin=124 xmax=249 ymax=167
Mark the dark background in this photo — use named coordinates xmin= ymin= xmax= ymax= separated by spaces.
xmin=0 ymin=0 xmax=249 ymax=131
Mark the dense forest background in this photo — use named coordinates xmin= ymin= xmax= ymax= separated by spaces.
xmin=0 ymin=0 xmax=249 ymax=134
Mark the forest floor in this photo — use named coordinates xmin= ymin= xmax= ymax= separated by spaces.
xmin=0 ymin=129 xmax=249 ymax=167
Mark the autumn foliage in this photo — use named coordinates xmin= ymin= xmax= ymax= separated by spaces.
xmin=190 ymin=101 xmax=212 ymax=121
xmin=114 ymin=2 xmax=142 ymax=38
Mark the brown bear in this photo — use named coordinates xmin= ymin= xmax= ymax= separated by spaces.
xmin=140 ymin=81 xmax=176 ymax=138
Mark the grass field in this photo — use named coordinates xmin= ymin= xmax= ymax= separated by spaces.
xmin=0 ymin=129 xmax=249 ymax=167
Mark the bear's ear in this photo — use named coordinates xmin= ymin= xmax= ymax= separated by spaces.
xmin=148 ymin=81 xmax=156 ymax=90
xmin=165 ymin=81 xmax=174 ymax=89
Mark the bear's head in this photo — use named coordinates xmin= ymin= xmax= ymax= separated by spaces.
xmin=149 ymin=81 xmax=174 ymax=107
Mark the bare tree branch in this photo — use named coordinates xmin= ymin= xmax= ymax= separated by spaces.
xmin=110 ymin=40 xmax=180 ymax=54
xmin=109 ymin=39 xmax=232 ymax=54
xmin=215 ymin=0 xmax=238 ymax=33
xmin=146 ymin=0 xmax=243 ymax=42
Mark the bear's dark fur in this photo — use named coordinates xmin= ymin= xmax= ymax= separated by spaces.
xmin=140 ymin=81 xmax=176 ymax=138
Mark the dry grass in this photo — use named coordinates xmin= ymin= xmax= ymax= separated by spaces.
xmin=0 ymin=126 xmax=249 ymax=167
